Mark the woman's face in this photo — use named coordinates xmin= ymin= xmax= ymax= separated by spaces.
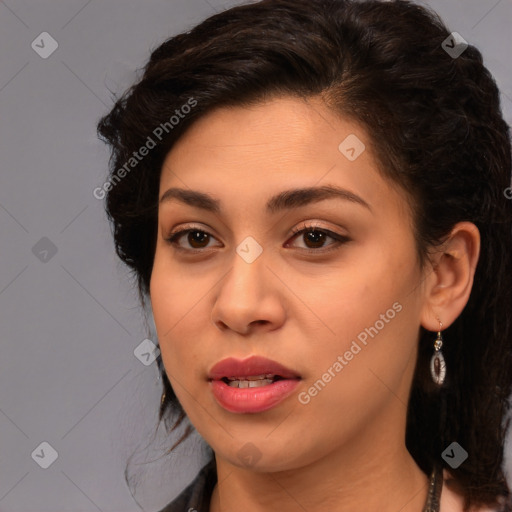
xmin=150 ymin=96 xmax=431 ymax=472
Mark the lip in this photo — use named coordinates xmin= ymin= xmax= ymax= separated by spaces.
xmin=208 ymin=355 xmax=301 ymax=414
xmin=208 ymin=355 xmax=301 ymax=381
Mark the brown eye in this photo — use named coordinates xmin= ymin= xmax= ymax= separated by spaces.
xmin=287 ymin=224 xmax=350 ymax=252
xmin=166 ymin=228 xmax=219 ymax=250
xmin=294 ymin=229 xmax=329 ymax=249
xmin=165 ymin=223 xmax=350 ymax=254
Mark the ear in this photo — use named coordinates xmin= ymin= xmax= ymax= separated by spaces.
xmin=420 ymin=222 xmax=480 ymax=331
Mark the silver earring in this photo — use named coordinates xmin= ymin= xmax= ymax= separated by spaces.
xmin=430 ymin=321 xmax=446 ymax=386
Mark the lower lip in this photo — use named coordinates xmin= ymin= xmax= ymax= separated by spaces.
xmin=209 ymin=379 xmax=301 ymax=413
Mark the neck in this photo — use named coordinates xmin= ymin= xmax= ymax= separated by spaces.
xmin=210 ymin=431 xmax=430 ymax=512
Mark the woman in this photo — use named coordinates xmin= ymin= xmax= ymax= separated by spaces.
xmin=97 ymin=1 xmax=512 ymax=511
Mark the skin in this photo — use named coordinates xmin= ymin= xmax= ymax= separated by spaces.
xmin=149 ymin=96 xmax=480 ymax=512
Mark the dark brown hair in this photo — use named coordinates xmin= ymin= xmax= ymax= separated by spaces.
xmin=97 ymin=1 xmax=512 ymax=509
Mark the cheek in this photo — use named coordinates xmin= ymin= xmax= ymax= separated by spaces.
xmin=149 ymin=256 xmax=206 ymax=378
xmin=303 ymin=243 xmax=421 ymax=392
xmin=316 ymin=244 xmax=411 ymax=328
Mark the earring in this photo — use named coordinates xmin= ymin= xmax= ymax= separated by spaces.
xmin=430 ymin=320 xmax=446 ymax=386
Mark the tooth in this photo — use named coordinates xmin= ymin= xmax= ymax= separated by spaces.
xmin=249 ymin=379 xmax=273 ymax=387
xmin=227 ymin=374 xmax=275 ymax=381
xmin=227 ymin=378 xmax=274 ymax=388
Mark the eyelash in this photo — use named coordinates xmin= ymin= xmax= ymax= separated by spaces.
xmin=164 ymin=222 xmax=350 ymax=255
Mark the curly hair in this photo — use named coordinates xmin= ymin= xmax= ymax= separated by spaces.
xmin=96 ymin=1 xmax=512 ymax=510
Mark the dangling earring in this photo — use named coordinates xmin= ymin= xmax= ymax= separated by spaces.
xmin=430 ymin=320 xmax=446 ymax=386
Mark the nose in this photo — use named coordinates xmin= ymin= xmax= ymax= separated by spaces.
xmin=211 ymin=248 xmax=286 ymax=335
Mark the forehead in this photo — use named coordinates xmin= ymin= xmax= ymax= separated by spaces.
xmin=159 ymin=96 xmax=410 ymax=221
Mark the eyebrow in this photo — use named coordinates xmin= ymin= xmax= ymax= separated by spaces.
xmin=159 ymin=184 xmax=372 ymax=214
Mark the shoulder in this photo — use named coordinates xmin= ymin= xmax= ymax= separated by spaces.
xmin=440 ymin=469 xmax=503 ymax=512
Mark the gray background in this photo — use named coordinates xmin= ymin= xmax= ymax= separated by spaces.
xmin=1 ymin=0 xmax=511 ymax=510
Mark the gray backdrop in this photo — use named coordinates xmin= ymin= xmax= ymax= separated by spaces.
xmin=1 ymin=0 xmax=511 ymax=510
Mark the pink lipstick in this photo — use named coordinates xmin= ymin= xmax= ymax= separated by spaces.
xmin=208 ymin=355 xmax=301 ymax=413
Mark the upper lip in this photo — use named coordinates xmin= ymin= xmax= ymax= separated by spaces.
xmin=208 ymin=355 xmax=301 ymax=381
